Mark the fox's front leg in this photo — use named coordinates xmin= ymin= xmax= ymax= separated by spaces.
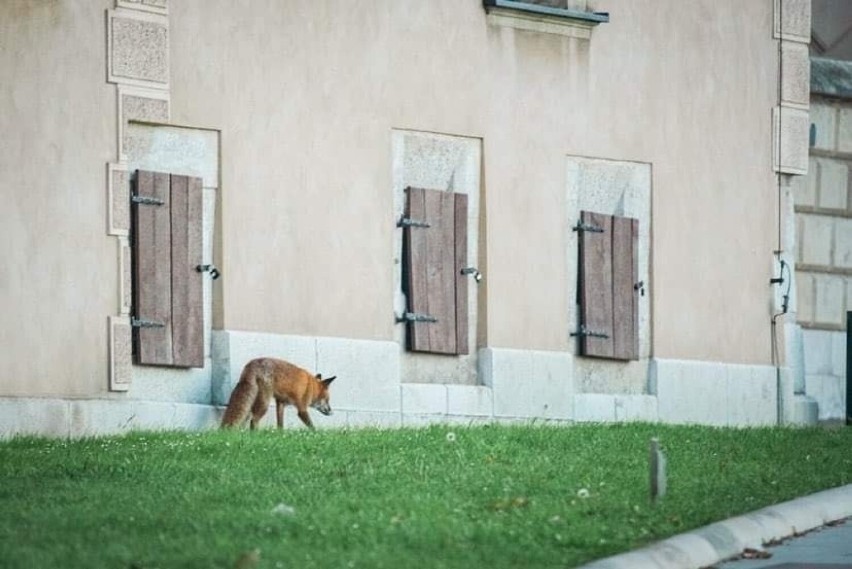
xmin=296 ymin=407 xmax=315 ymax=430
xmin=276 ymin=401 xmax=285 ymax=429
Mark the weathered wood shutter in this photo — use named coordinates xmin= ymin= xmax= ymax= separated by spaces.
xmin=577 ymin=210 xmax=639 ymax=360
xmin=132 ymin=170 xmax=204 ymax=368
xmin=403 ymin=187 xmax=469 ymax=355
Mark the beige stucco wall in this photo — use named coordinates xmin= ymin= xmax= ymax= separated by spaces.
xmin=0 ymin=0 xmax=785 ymax=402
xmin=170 ymin=0 xmax=780 ymax=365
xmin=0 ymin=1 xmax=117 ymax=397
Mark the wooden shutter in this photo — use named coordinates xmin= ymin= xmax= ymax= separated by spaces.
xmin=132 ymin=170 xmax=204 ymax=367
xmin=578 ymin=210 xmax=639 ymax=360
xmin=403 ymin=187 xmax=468 ymax=355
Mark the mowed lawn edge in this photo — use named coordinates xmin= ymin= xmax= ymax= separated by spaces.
xmin=1 ymin=423 xmax=850 ymax=569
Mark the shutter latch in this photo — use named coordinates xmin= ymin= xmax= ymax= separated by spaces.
xmin=131 ymin=317 xmax=165 ymax=328
xmin=196 ymin=264 xmax=221 ymax=280
xmin=131 ymin=195 xmax=165 ymax=206
xmin=395 ymin=312 xmax=438 ymax=324
xmin=570 ymin=325 xmax=608 ymax=339
xmin=460 ymin=267 xmax=483 ymax=282
xmin=634 ymin=280 xmax=645 ymax=296
xmin=572 ymin=221 xmax=604 ymax=233
xmin=397 ymin=217 xmax=431 ymax=229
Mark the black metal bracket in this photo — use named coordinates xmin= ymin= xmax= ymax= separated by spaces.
xmin=131 ymin=195 xmax=165 ymax=206
xmin=196 ymin=264 xmax=221 ymax=280
xmin=131 ymin=317 xmax=165 ymax=328
xmin=572 ymin=221 xmax=604 ymax=233
xmin=397 ymin=217 xmax=430 ymax=229
xmin=570 ymin=325 xmax=608 ymax=339
xmin=395 ymin=312 xmax=438 ymax=324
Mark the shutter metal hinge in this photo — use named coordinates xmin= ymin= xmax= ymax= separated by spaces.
xmin=131 ymin=317 xmax=165 ymax=328
xmin=196 ymin=264 xmax=221 ymax=280
xmin=395 ymin=312 xmax=438 ymax=324
xmin=570 ymin=325 xmax=608 ymax=339
xmin=397 ymin=217 xmax=431 ymax=229
xmin=572 ymin=221 xmax=604 ymax=233
xmin=132 ymin=195 xmax=165 ymax=206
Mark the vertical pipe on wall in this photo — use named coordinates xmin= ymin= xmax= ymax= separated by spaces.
xmin=846 ymin=311 xmax=851 ymax=426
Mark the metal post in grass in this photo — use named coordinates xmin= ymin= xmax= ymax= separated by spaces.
xmin=847 ymin=311 xmax=851 ymax=426
xmin=649 ymin=438 xmax=667 ymax=504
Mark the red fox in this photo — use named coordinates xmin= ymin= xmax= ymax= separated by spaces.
xmin=220 ymin=358 xmax=336 ymax=430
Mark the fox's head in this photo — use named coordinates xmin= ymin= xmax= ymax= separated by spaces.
xmin=311 ymin=374 xmax=336 ymax=416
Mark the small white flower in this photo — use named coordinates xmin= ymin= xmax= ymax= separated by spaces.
xmin=577 ymin=488 xmax=590 ymax=499
xmin=271 ymin=503 xmax=295 ymax=516
xmin=446 ymin=432 xmax=457 ymax=443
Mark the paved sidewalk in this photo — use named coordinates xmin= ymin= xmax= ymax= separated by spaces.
xmin=576 ymin=484 xmax=852 ymax=569
xmin=716 ymin=518 xmax=852 ymax=568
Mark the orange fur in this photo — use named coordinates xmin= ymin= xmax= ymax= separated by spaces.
xmin=221 ymin=358 xmax=335 ymax=430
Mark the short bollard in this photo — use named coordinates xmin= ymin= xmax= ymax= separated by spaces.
xmin=650 ymin=437 xmax=667 ymax=504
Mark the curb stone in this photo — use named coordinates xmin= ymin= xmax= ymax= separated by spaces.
xmin=574 ymin=483 xmax=852 ymax=569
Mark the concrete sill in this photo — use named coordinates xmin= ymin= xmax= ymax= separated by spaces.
xmin=483 ymin=0 xmax=609 ymax=39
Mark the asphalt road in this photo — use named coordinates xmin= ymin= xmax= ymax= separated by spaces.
xmin=716 ymin=518 xmax=852 ymax=569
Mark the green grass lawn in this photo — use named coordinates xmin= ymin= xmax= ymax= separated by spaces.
xmin=0 ymin=423 xmax=850 ymax=569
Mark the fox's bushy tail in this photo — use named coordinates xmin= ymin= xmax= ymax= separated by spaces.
xmin=220 ymin=369 xmax=259 ymax=428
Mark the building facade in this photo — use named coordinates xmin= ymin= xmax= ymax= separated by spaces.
xmin=1 ymin=0 xmax=830 ymax=436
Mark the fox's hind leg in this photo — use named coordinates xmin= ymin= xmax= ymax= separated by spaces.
xmin=276 ymin=400 xmax=285 ymax=429
xmin=250 ymin=390 xmax=271 ymax=430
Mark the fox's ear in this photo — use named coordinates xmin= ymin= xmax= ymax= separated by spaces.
xmin=322 ymin=375 xmax=336 ymax=386
xmin=315 ymin=373 xmax=322 ymax=380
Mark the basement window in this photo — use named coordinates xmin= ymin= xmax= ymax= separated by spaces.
xmin=483 ymin=0 xmax=609 ymax=39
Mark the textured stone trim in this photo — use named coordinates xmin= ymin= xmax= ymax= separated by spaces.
xmin=116 ymin=0 xmax=168 ymax=16
xmin=107 ymin=162 xmax=130 ymax=236
xmin=118 ymin=237 xmax=132 ymax=315
xmin=106 ymin=9 xmax=170 ymax=89
xmin=109 ymin=316 xmax=132 ymax=392
xmin=773 ymin=0 xmax=812 ymax=43
xmin=116 ymin=85 xmax=170 ymax=160
xmin=774 ymin=105 xmax=811 ymax=175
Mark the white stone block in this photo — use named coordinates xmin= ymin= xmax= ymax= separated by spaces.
xmin=802 ymin=329 xmax=834 ymax=376
xmin=725 ymin=365 xmax=777 ymax=427
xmin=791 ymin=158 xmax=818 ymax=208
xmin=614 ymin=395 xmax=659 ymax=422
xmin=446 ymin=385 xmax=493 ymax=417
xmin=799 ymin=214 xmax=833 ymax=267
xmin=818 ymin=159 xmax=849 ymax=211
xmin=833 ymin=217 xmax=852 ymax=269
xmin=781 ymin=41 xmax=810 ymax=107
xmin=481 ymin=348 xmax=572 ymax=419
xmin=831 ymin=331 xmax=847 ymax=377
xmin=838 ymin=106 xmax=852 ymax=154
xmin=316 ymin=336 xmax=401 ymax=413
xmin=573 ymin=394 xmax=616 ymax=422
xmin=806 ymin=374 xmax=846 ymax=420
xmin=784 ymin=322 xmax=807 ymax=393
xmin=531 ymin=350 xmax=573 ymax=419
xmin=809 ymin=103 xmax=837 ymax=152
xmin=654 ymin=359 xmax=728 ymax=426
xmin=773 ymin=105 xmax=810 ymax=175
xmin=814 ymin=274 xmax=845 ymax=327
xmin=774 ymin=0 xmax=811 ymax=41
xmin=0 ymin=399 xmax=71 ymax=438
xmin=129 ymin=361 xmax=212 ymax=404
xmin=796 ymin=272 xmax=815 ymax=324
xmin=401 ymin=384 xmax=446 ymax=415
